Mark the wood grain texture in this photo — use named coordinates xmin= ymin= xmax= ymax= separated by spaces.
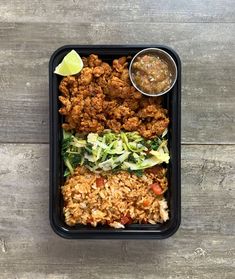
xmin=0 ymin=1 xmax=235 ymax=278
xmin=0 ymin=0 xmax=234 ymax=23
xmin=0 ymin=144 xmax=234 ymax=278
xmin=0 ymin=22 xmax=234 ymax=143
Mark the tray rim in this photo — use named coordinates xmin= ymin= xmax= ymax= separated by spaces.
xmin=49 ymin=44 xmax=181 ymax=239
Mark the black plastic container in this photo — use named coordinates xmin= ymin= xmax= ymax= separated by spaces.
xmin=49 ymin=45 xmax=181 ymax=239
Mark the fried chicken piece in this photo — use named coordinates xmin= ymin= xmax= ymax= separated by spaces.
xmin=82 ymin=94 xmax=104 ymax=119
xmin=140 ymin=97 xmax=163 ymax=108
xmin=123 ymin=117 xmax=141 ymax=131
xmin=72 ymin=85 xmax=89 ymax=98
xmin=107 ymin=76 xmax=134 ymax=99
xmin=106 ymin=119 xmax=122 ymax=133
xmin=138 ymin=105 xmax=160 ymax=118
xmin=69 ymin=95 xmax=85 ymax=121
xmin=123 ymin=99 xmax=140 ymax=111
xmin=59 ymin=82 xmax=70 ymax=96
xmin=88 ymin=83 xmax=103 ymax=96
xmin=93 ymin=66 xmax=105 ymax=77
xmin=120 ymin=68 xmax=130 ymax=84
xmin=130 ymin=87 xmax=142 ymax=99
xmin=137 ymin=105 xmax=168 ymax=120
xmin=101 ymin=62 xmax=112 ymax=75
xmin=103 ymin=100 xmax=118 ymax=112
xmin=63 ymin=114 xmax=78 ymax=130
xmin=80 ymin=118 xmax=104 ymax=133
xmin=79 ymin=68 xmax=93 ymax=85
xmin=150 ymin=119 xmax=169 ymax=136
xmin=71 ymin=105 xmax=84 ymax=123
xmin=59 ymin=76 xmax=77 ymax=96
xmin=67 ymin=76 xmax=77 ymax=84
xmin=83 ymin=96 xmax=91 ymax=107
xmin=94 ymin=63 xmax=112 ymax=92
xmin=112 ymin=105 xmax=134 ymax=119
xmin=96 ymin=114 xmax=106 ymax=122
xmin=91 ymin=94 xmax=104 ymax=113
xmin=113 ymin=57 xmax=128 ymax=72
xmin=136 ymin=104 xmax=169 ymax=138
xmin=96 ymin=75 xmax=108 ymax=90
xmin=58 ymin=96 xmax=72 ymax=115
xmin=70 ymin=86 xmax=79 ymax=95
xmin=137 ymin=124 xmax=152 ymax=138
xmin=138 ymin=117 xmax=169 ymax=139
xmin=87 ymin=54 xmax=102 ymax=67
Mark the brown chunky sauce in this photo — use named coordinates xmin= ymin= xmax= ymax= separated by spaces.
xmin=132 ymin=54 xmax=172 ymax=94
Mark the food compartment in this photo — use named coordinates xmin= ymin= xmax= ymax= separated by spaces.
xmin=49 ymin=45 xmax=181 ymax=239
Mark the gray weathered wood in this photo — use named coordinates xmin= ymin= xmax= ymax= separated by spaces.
xmin=0 ymin=0 xmax=234 ymax=23
xmin=0 ymin=1 xmax=235 ymax=278
xmin=0 ymin=22 xmax=234 ymax=143
xmin=0 ymin=144 xmax=234 ymax=278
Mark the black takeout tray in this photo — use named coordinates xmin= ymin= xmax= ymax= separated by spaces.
xmin=49 ymin=45 xmax=181 ymax=239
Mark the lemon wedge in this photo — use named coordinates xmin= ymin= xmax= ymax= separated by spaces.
xmin=54 ymin=50 xmax=83 ymax=76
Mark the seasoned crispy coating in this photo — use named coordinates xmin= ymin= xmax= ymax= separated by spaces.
xmin=123 ymin=117 xmax=141 ymax=131
xmin=58 ymin=54 xmax=169 ymax=139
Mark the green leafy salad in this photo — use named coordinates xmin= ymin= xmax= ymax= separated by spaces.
xmin=62 ymin=129 xmax=169 ymax=177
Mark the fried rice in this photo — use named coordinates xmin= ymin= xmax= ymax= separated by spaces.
xmin=62 ymin=166 xmax=169 ymax=228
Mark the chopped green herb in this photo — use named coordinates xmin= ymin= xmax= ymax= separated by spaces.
xmin=134 ymin=169 xmax=144 ymax=177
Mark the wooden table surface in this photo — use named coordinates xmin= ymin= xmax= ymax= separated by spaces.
xmin=0 ymin=1 xmax=234 ymax=278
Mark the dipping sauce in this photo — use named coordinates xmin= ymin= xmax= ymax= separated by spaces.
xmin=132 ymin=54 xmax=172 ymax=94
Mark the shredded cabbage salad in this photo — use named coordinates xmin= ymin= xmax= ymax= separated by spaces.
xmin=62 ymin=129 xmax=169 ymax=177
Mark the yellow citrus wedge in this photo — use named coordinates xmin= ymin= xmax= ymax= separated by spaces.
xmin=54 ymin=50 xmax=83 ymax=76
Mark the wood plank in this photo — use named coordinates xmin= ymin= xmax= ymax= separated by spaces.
xmin=0 ymin=261 xmax=234 ymax=279
xmin=0 ymin=22 xmax=234 ymax=144
xmin=0 ymin=0 xmax=234 ymax=23
xmin=0 ymin=144 xmax=234 ymax=278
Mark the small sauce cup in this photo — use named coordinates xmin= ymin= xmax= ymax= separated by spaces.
xmin=129 ymin=48 xmax=178 ymax=97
